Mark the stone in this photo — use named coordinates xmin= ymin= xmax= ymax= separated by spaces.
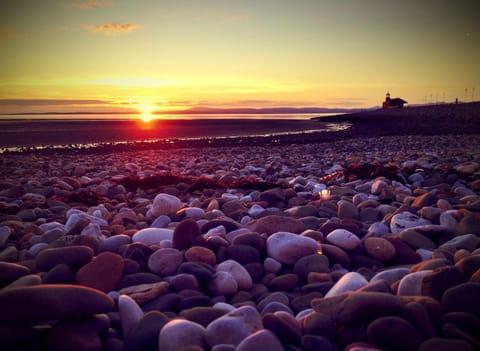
xmin=222 ymin=200 xmax=248 ymax=219
xmin=302 ymin=335 xmax=338 ymax=351
xmin=132 ymin=228 xmax=174 ymax=246
xmin=325 ymin=272 xmax=369 ymax=297
xmin=443 ymin=282 xmax=480 ymax=317
xmin=326 ymin=229 xmax=361 ymax=250
xmin=390 ymin=211 xmax=430 ymax=234
xmin=418 ymin=337 xmax=476 ymax=351
xmin=169 ymin=273 xmax=199 ymax=291
xmin=173 ymin=218 xmax=205 ymax=251
xmin=364 ymin=237 xmax=396 ymax=261
xmin=35 ymin=245 xmax=94 ymax=271
xmin=384 ymin=237 xmax=421 ymax=265
xmin=293 ymin=254 xmax=330 ymax=280
xmin=260 ymin=301 xmax=293 ymax=316
xmin=257 ymin=292 xmax=290 ymax=312
xmin=178 ymin=262 xmax=214 ymax=285
xmin=399 ymin=230 xmax=436 ymax=251
xmin=118 ymin=272 xmax=162 ymax=290
xmin=226 ymin=244 xmax=260 ymax=264
xmin=158 ymin=319 xmax=207 ymax=351
xmin=216 ymin=259 xmax=253 ymax=290
xmin=118 ymin=294 xmax=144 ymax=337
xmin=264 ymin=257 xmax=282 ymax=274
xmin=2 ymin=274 xmax=42 ymax=291
xmin=150 ymin=193 xmax=184 ymax=217
xmin=0 ymin=284 xmax=114 ymax=322
xmin=412 ymin=191 xmax=438 ymax=209
xmin=263 ymin=311 xmax=302 ymax=344
xmin=259 ymin=188 xmax=286 ymax=203
xmin=268 ymin=273 xmax=299 ymax=292
xmin=337 ymin=200 xmax=359 ymax=220
xmin=147 ymin=248 xmax=184 ymax=276
xmin=320 ymin=244 xmax=350 ymax=266
xmin=185 ymin=246 xmax=217 ymax=266
xmin=231 ymin=232 xmax=266 ymax=251
xmin=442 ymin=234 xmax=480 ymax=252
xmin=301 ymin=311 xmax=336 ymax=338
xmin=402 ymin=302 xmax=437 ymax=340
xmin=255 ymin=215 xmax=305 ymax=235
xmin=456 ymin=210 xmax=480 ymax=235
xmin=397 ymin=270 xmax=432 ymax=296
xmin=311 ymin=292 xmax=405 ymax=323
xmin=266 ymin=232 xmax=321 ymax=265
xmin=43 ymin=263 xmax=75 ymax=284
xmin=370 ymin=267 xmax=410 ymax=286
xmin=456 ymin=255 xmax=480 ymax=278
xmin=47 ymin=318 xmax=101 ymax=351
xmin=209 ymin=271 xmax=238 ymax=296
xmin=126 ymin=311 xmax=170 ymax=351
xmin=236 ymin=329 xmax=283 ymax=351
xmin=371 ymin=179 xmax=388 ymax=195
xmin=367 ymin=316 xmax=421 ymax=351
xmin=119 ymin=281 xmax=170 ymax=305
xmin=0 ymin=261 xmax=31 ymax=286
xmin=205 ymin=305 xmax=263 ymax=347
xmin=76 ymin=252 xmax=124 ymax=292
xmin=179 ymin=306 xmax=229 ymax=327
xmin=100 ymin=234 xmax=132 ymax=253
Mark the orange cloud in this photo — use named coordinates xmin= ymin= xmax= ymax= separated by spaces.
xmin=0 ymin=26 xmax=15 ymax=41
xmin=65 ymin=0 xmax=112 ymax=9
xmin=86 ymin=23 xmax=143 ymax=34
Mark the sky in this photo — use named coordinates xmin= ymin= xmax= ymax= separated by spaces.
xmin=0 ymin=0 xmax=479 ymax=115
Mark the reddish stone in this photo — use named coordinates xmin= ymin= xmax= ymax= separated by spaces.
xmin=76 ymin=252 xmax=124 ymax=292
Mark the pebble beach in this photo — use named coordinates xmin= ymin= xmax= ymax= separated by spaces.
xmin=1 ymin=107 xmax=480 ymax=351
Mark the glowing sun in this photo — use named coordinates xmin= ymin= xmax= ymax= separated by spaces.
xmin=137 ymin=103 xmax=156 ymax=123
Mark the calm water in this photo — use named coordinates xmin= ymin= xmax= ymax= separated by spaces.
xmin=0 ymin=113 xmax=350 ymax=151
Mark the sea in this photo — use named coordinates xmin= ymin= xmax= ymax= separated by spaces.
xmin=0 ymin=113 xmax=350 ymax=152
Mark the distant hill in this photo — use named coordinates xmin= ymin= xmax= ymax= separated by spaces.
xmin=157 ymin=107 xmax=363 ymax=115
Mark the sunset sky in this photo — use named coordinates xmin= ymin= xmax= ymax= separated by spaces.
xmin=0 ymin=0 xmax=479 ymax=115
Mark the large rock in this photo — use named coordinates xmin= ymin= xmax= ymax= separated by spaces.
xmin=266 ymin=232 xmax=321 ymax=265
xmin=0 ymin=284 xmax=114 ymax=322
xmin=147 ymin=248 xmax=184 ymax=276
xmin=172 ymin=218 xmax=205 ymax=251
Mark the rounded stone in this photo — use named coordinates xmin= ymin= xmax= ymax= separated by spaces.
xmin=35 ymin=245 xmax=94 ymax=272
xmin=209 ymin=271 xmax=238 ymax=296
xmin=185 ymin=246 xmax=217 ymax=266
xmin=364 ymin=237 xmax=396 ymax=261
xmin=338 ymin=200 xmax=359 ymax=220
xmin=179 ymin=306 xmax=229 ymax=327
xmin=118 ymin=294 xmax=144 ymax=337
xmin=263 ymin=311 xmax=302 ymax=345
xmin=255 ymin=215 xmax=305 ymax=235
xmin=47 ymin=318 xmax=101 ymax=351
xmin=268 ymin=273 xmax=299 ymax=292
xmin=205 ymin=305 xmax=263 ymax=347
xmin=399 ymin=230 xmax=437 ymax=251
xmin=325 ymin=272 xmax=369 ymax=297
xmin=132 ymin=228 xmax=174 ymax=246
xmin=0 ymin=261 xmax=31 ymax=285
xmin=326 ymin=229 xmax=361 ymax=250
xmin=266 ymin=232 xmax=320 ymax=265
xmin=293 ymin=254 xmax=330 ymax=280
xmin=158 ymin=319 xmax=206 ymax=351
xmin=76 ymin=251 xmax=124 ymax=292
xmin=390 ymin=211 xmax=430 ymax=234
xmin=443 ymin=282 xmax=480 ymax=317
xmin=151 ymin=193 xmax=184 ymax=217
xmin=0 ymin=284 xmax=115 ymax=322
xmin=216 ymin=259 xmax=253 ymax=290
xmin=147 ymin=248 xmax=184 ymax=276
xmin=418 ymin=337 xmax=476 ymax=351
xmin=301 ymin=311 xmax=336 ymax=338
xmin=125 ymin=311 xmax=170 ymax=351
xmin=173 ymin=218 xmax=204 ymax=251
xmin=368 ymin=317 xmax=421 ymax=350
xmin=236 ymin=329 xmax=283 ymax=351
xmin=397 ymin=270 xmax=432 ymax=296
xmin=226 ymin=244 xmax=260 ymax=264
